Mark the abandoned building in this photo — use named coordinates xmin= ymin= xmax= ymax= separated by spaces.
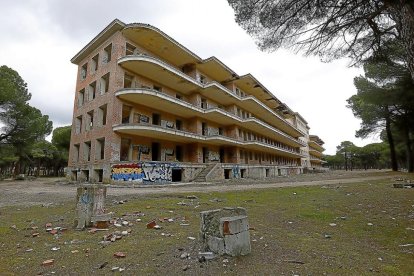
xmin=68 ymin=19 xmax=325 ymax=184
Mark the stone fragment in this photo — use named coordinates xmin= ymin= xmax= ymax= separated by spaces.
xmin=147 ymin=220 xmax=157 ymax=229
xmin=42 ymin=259 xmax=55 ymax=266
xmin=223 ymin=231 xmax=251 ymax=256
xmin=114 ymin=252 xmax=126 ymax=258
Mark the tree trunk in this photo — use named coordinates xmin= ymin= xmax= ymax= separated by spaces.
xmin=385 ymin=112 xmax=398 ymax=171
xmin=389 ymin=0 xmax=414 ymax=82
xmin=403 ymin=126 xmax=414 ymax=172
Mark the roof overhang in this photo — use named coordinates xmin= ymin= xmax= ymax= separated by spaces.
xmin=71 ymin=19 xmax=126 ymax=64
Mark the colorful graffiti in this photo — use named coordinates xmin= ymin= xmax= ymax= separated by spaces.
xmin=111 ymin=162 xmax=178 ymax=183
xmin=232 ymin=165 xmax=240 ymax=178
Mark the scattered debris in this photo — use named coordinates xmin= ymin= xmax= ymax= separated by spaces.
xmin=32 ymin=232 xmax=40 ymax=237
xmin=399 ymin=244 xmax=414 ymax=247
xmin=182 ymin=265 xmax=190 ymax=271
xmin=329 ymin=223 xmax=337 ymax=227
xmin=25 ymin=248 xmax=33 ymax=252
xmin=113 ymin=252 xmax=126 ymax=258
xmin=187 ymin=195 xmax=198 ymax=199
xmin=42 ymin=259 xmax=55 ymax=266
xmin=324 ymin=234 xmax=332 ymax=239
xmin=367 ymin=223 xmax=373 ymax=226
xmin=98 ymin=261 xmax=108 ymax=269
xmin=71 ymin=250 xmax=79 ymax=254
xmin=146 ymin=220 xmax=157 ymax=229
xmin=51 ymin=247 xmax=60 ymax=251
xmin=188 ymin=236 xmax=196 ymax=240
xmin=198 ymin=252 xmax=216 ymax=260
xmin=180 ymin=252 xmax=190 ymax=259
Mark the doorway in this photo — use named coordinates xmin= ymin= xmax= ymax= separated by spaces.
xmin=152 ymin=142 xmax=160 ymax=161
xmin=172 ymin=169 xmax=182 ymax=182
xmin=219 ymin=148 xmax=225 ymax=163
xmin=202 ymin=147 xmax=208 ymax=163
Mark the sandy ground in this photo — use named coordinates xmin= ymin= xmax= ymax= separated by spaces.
xmin=0 ymin=170 xmax=402 ymax=208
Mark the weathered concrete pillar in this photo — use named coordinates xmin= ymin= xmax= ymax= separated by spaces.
xmin=75 ymin=185 xmax=107 ymax=229
xmin=200 ymin=207 xmax=251 ymax=256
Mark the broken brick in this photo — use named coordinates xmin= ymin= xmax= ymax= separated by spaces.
xmin=114 ymin=252 xmax=126 ymax=258
xmin=42 ymin=259 xmax=54 ymax=266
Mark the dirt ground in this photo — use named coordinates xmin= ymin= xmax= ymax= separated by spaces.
xmin=0 ymin=170 xmax=402 ymax=207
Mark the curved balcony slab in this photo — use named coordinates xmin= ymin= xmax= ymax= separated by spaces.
xmin=118 ymin=54 xmax=305 ymax=138
xmin=116 ymin=88 xmax=304 ymax=147
xmin=308 ymin=141 xmax=325 ymax=152
xmin=113 ymin=123 xmax=304 ymax=159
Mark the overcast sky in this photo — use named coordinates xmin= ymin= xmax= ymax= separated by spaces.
xmin=0 ymin=0 xmax=380 ymax=154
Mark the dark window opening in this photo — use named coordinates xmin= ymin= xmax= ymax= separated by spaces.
xmin=153 ymin=85 xmax=162 ymax=92
xmin=224 ymin=169 xmax=231 ymax=179
xmin=176 ymin=120 xmax=182 ymax=130
xmin=122 ymin=105 xmax=131 ymax=124
xmin=152 ymin=113 xmax=160 ymax=125
xmin=202 ymin=147 xmax=208 ymax=163
xmin=202 ymin=122 xmax=207 ymax=136
xmin=96 ymin=169 xmax=103 ymax=182
xmin=176 ymin=94 xmax=182 ymax=100
xmin=219 ymin=148 xmax=225 ymax=163
xmin=124 ymin=73 xmax=134 ymax=88
xmin=201 ymin=98 xmax=207 ymax=109
xmin=218 ymin=127 xmax=223 ymax=135
xmin=120 ymin=138 xmax=131 ymax=161
xmin=241 ymin=169 xmax=246 ymax=178
xmin=82 ymin=170 xmax=89 ymax=182
xmin=103 ymin=44 xmax=112 ymax=63
xmin=278 ymin=169 xmax=281 ymax=176
xmin=126 ymin=42 xmax=137 ymax=55
xmin=84 ymin=141 xmax=91 ymax=161
xmin=265 ymin=169 xmax=270 ymax=177
xmin=152 ymin=142 xmax=160 ymax=161
xmin=176 ymin=145 xmax=183 ymax=162
xmin=91 ymin=54 xmax=99 ymax=73
xmin=172 ymin=169 xmax=182 ymax=182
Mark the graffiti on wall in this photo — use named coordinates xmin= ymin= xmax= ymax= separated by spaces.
xmin=111 ymin=162 xmax=178 ymax=183
xmin=232 ymin=165 xmax=240 ymax=178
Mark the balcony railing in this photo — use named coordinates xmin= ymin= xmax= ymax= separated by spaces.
xmin=116 ymin=88 xmax=305 ymax=148
xmin=113 ymin=122 xmax=304 ymax=158
xmin=118 ymin=54 xmax=306 ymax=138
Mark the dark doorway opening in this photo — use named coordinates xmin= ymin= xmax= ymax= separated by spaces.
xmin=224 ymin=169 xmax=231 ymax=179
xmin=241 ymin=169 xmax=246 ymax=178
xmin=176 ymin=145 xmax=183 ymax=162
xmin=95 ymin=169 xmax=103 ymax=182
xmin=278 ymin=169 xmax=281 ymax=176
xmin=265 ymin=168 xmax=270 ymax=178
xmin=172 ymin=169 xmax=182 ymax=182
xmin=202 ymin=147 xmax=208 ymax=163
xmin=152 ymin=113 xmax=160 ymax=125
xmin=219 ymin=148 xmax=225 ymax=163
xmin=82 ymin=170 xmax=89 ymax=182
xmin=152 ymin=142 xmax=160 ymax=161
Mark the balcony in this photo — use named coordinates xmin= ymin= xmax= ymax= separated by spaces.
xmin=118 ymin=54 xmax=304 ymax=138
xmin=113 ymin=122 xmax=304 ymax=159
xmin=116 ymin=88 xmax=304 ymax=148
xmin=309 ymin=148 xmax=323 ymax=158
xmin=308 ymin=140 xmax=325 ymax=152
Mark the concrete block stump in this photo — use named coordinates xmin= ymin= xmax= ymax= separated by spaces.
xmin=75 ymin=185 xmax=107 ymax=229
xmin=200 ymin=207 xmax=251 ymax=256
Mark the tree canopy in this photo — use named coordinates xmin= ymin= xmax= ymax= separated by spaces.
xmin=227 ymin=0 xmax=414 ymax=81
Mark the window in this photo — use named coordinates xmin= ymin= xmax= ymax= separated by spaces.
xmin=152 ymin=113 xmax=160 ymax=125
xmin=98 ymin=104 xmax=107 ymax=126
xmin=153 ymin=85 xmax=162 ymax=92
xmin=100 ymin=73 xmax=110 ymax=94
xmin=176 ymin=145 xmax=183 ymax=162
xmin=84 ymin=141 xmax=91 ymax=161
xmin=86 ymin=110 xmax=94 ymax=131
xmin=176 ymin=119 xmax=182 ymax=130
xmin=201 ymin=98 xmax=207 ymax=109
xmin=78 ymin=89 xmax=85 ymax=107
xmin=80 ymin=63 xmax=87 ymax=80
xmin=176 ymin=94 xmax=182 ymax=100
xmin=120 ymin=138 xmax=131 ymax=161
xmin=75 ymin=116 xmax=82 ymax=134
xmin=126 ymin=42 xmax=137 ymax=55
xmin=103 ymin=44 xmax=112 ymax=63
xmin=124 ymin=73 xmax=134 ymax=88
xmin=73 ymin=144 xmax=80 ymax=162
xmin=91 ymin=54 xmax=99 ymax=73
xmin=218 ymin=127 xmax=223 ymax=135
xmin=96 ymin=138 xmax=105 ymax=160
xmin=199 ymin=74 xmax=206 ymax=84
xmin=202 ymin=122 xmax=207 ymax=136
xmin=235 ymin=87 xmax=240 ymax=96
xmin=122 ymin=105 xmax=131 ymax=124
xmin=88 ymin=81 xmax=96 ymax=101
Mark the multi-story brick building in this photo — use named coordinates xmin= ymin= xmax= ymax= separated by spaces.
xmin=68 ymin=19 xmax=325 ymax=184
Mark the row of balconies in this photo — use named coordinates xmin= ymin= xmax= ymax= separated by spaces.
xmin=118 ymin=53 xmax=306 ymax=139
xmin=116 ymin=88 xmax=307 ymax=148
xmin=113 ymin=121 xmax=303 ymax=159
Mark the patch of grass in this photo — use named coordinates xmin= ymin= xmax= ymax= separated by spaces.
xmin=0 ymin=175 xmax=413 ymax=275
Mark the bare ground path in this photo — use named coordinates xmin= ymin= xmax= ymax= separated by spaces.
xmin=0 ymin=170 xmax=405 ymax=208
